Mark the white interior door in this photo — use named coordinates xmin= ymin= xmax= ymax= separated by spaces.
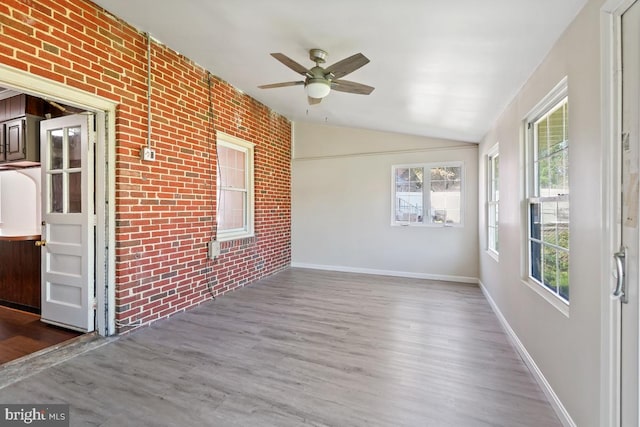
xmin=40 ymin=114 xmax=95 ymax=332
xmin=619 ymin=1 xmax=640 ymax=425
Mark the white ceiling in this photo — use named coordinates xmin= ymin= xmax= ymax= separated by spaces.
xmin=93 ymin=0 xmax=588 ymax=143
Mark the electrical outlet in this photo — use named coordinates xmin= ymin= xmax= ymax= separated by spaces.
xmin=208 ymin=239 xmax=220 ymax=260
xmin=140 ymin=147 xmax=156 ymax=161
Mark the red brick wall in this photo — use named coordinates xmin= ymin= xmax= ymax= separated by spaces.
xmin=0 ymin=0 xmax=291 ymax=331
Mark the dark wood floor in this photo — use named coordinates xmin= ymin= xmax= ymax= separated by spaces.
xmin=0 ymin=268 xmax=561 ymax=426
xmin=0 ymin=306 xmax=82 ymax=364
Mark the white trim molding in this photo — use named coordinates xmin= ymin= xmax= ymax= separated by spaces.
xmin=600 ymin=1 xmax=636 ymax=425
xmin=0 ymin=63 xmax=117 ymax=337
xmin=291 ymin=262 xmax=479 ymax=284
xmin=479 ymin=280 xmax=576 ymax=427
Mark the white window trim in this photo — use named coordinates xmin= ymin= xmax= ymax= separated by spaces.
xmin=522 ymin=77 xmax=570 ymax=315
xmin=486 ymin=144 xmax=499 ymax=260
xmin=390 ymin=161 xmax=465 ymax=227
xmin=216 ymin=132 xmax=254 ymax=241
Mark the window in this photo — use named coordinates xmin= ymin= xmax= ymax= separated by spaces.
xmin=526 ymin=80 xmax=569 ymax=303
xmin=392 ymin=162 xmax=463 ymax=226
xmin=487 ymin=147 xmax=499 ymax=255
xmin=217 ymin=133 xmax=254 ymax=240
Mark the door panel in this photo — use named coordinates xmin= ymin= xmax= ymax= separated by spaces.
xmin=620 ymin=1 xmax=640 ymax=425
xmin=6 ymin=118 xmax=24 ymax=161
xmin=40 ymin=114 xmax=94 ymax=332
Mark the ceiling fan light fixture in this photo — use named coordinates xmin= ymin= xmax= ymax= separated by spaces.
xmin=305 ymin=79 xmax=331 ymax=99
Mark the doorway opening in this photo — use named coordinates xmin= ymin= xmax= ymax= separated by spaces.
xmin=0 ymin=67 xmax=116 ymax=366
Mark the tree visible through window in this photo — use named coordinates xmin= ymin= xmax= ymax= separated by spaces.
xmin=528 ymin=94 xmax=569 ymax=302
xmin=392 ymin=163 xmax=463 ymax=226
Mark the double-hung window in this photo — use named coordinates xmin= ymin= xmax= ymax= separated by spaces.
xmin=487 ymin=147 xmax=499 ymax=255
xmin=392 ymin=162 xmax=463 ymax=226
xmin=217 ymin=133 xmax=254 ymax=241
xmin=526 ymin=80 xmax=569 ymax=303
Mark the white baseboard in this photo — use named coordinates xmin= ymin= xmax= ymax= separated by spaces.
xmin=290 ymin=262 xmax=479 ymax=284
xmin=478 ymin=280 xmax=576 ymax=427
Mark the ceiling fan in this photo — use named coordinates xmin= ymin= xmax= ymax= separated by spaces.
xmin=258 ymin=48 xmax=374 ymax=105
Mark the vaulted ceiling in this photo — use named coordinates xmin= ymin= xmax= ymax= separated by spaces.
xmin=93 ymin=0 xmax=588 ymax=142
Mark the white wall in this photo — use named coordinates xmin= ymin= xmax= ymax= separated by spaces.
xmin=292 ymin=122 xmax=478 ymax=282
xmin=478 ymin=0 xmax=603 ymax=425
xmin=0 ymin=168 xmax=41 ymax=235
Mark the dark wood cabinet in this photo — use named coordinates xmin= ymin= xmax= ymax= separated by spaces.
xmin=0 ymin=239 xmax=41 ymax=311
xmin=0 ymin=116 xmax=41 ymax=162
xmin=4 ymin=117 xmax=24 ymax=162
xmin=0 ymin=94 xmax=44 ymax=163
xmin=0 ymin=94 xmax=48 ymax=122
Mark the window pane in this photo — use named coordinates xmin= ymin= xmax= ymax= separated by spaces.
xmin=233 ymin=150 xmax=246 ymax=188
xmin=489 ymin=204 xmax=497 ymax=228
xmin=558 ymin=249 xmax=569 ymax=300
xmin=548 ymin=105 xmax=565 ymax=155
xmin=50 ymin=129 xmax=63 ymax=170
xmin=68 ymin=172 xmax=82 ymax=213
xmin=563 ymin=103 xmax=569 ymax=140
xmin=396 ymin=167 xmax=409 ymax=183
xmin=219 ymin=145 xmax=246 ymax=189
xmin=431 ymin=192 xmax=460 ymax=224
xmin=489 ymin=203 xmax=499 ymax=253
xmin=543 ymin=246 xmax=558 ymax=293
xmin=430 ymin=166 xmax=461 ymax=224
xmin=68 ymin=126 xmax=82 ymax=168
xmin=542 ymin=201 xmax=557 ymax=245
xmin=537 ymin=118 xmax=549 ymax=159
xmin=51 ymin=173 xmax=63 ymax=213
xmin=395 ymin=167 xmax=423 ymax=223
xmin=219 ymin=189 xmax=245 ymax=230
xmin=492 ymin=155 xmax=499 ymax=200
xmin=217 ymin=145 xmax=229 ymax=187
xmin=538 ymin=157 xmax=551 ymax=197
xmin=396 ymin=182 xmax=409 ymax=193
xmin=557 ymin=201 xmax=570 ymax=250
xmin=531 ymin=241 xmax=542 ymax=282
xmin=530 ymin=203 xmax=541 ymax=240
xmin=546 ymin=151 xmax=568 ymax=196
xmin=409 ymin=167 xmax=423 ymax=192
xmin=395 ymin=192 xmax=423 ymax=223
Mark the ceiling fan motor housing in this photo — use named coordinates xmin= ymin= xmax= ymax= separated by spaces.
xmin=309 ymin=48 xmax=328 ymax=64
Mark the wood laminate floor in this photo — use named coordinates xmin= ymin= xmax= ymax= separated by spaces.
xmin=0 ymin=268 xmax=562 ymax=426
xmin=0 ymin=306 xmax=82 ymax=364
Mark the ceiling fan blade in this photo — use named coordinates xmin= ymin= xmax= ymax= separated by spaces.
xmin=325 ymin=53 xmax=370 ymax=79
xmin=258 ymin=81 xmax=304 ymax=89
xmin=308 ymin=96 xmax=322 ymax=105
xmin=271 ymin=53 xmax=309 ymax=75
xmin=331 ymin=80 xmax=375 ymax=95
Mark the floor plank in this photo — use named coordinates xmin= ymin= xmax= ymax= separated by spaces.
xmin=0 ymin=306 xmax=82 ymax=364
xmin=0 ymin=268 xmax=562 ymax=426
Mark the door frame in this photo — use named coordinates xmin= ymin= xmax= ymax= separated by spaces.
xmin=0 ymin=63 xmax=116 ymax=337
xmin=601 ymin=0 xmax=640 ymax=425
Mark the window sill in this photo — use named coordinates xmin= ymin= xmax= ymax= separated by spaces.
xmin=486 ymin=250 xmax=499 ymax=263
xmin=521 ymin=278 xmax=570 ymax=318
xmin=217 ymin=231 xmax=255 ymax=242
xmin=391 ymin=223 xmax=464 ymax=228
